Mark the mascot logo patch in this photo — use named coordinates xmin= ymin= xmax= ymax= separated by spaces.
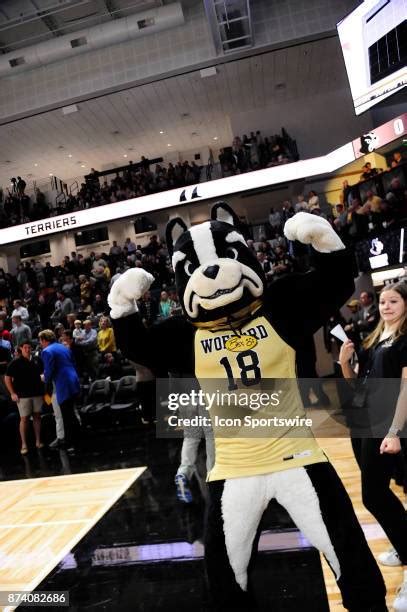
xmin=359 ymin=131 xmax=379 ymax=154
xmin=225 ymin=335 xmax=258 ymax=352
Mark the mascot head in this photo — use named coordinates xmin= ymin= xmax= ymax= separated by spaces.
xmin=166 ymin=202 xmax=265 ymax=324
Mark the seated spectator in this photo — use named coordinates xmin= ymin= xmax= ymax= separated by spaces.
xmin=77 ymin=299 xmax=93 ymax=321
xmin=272 ymin=245 xmax=294 ymax=277
xmin=97 ymin=316 xmax=116 ymax=354
xmin=98 ymin=352 xmax=124 ymax=380
xmin=93 ymin=293 xmax=108 ymax=317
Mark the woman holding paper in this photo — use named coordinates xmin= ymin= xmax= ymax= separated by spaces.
xmin=339 ymin=281 xmax=407 ymax=611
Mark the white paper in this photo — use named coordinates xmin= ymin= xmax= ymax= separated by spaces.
xmin=330 ymin=324 xmax=348 ymax=343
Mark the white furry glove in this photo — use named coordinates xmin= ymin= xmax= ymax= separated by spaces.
xmin=108 ymin=268 xmax=155 ymax=319
xmin=284 ymin=212 xmax=345 ymax=253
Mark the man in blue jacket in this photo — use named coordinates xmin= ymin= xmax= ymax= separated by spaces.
xmin=39 ymin=329 xmax=81 ymax=450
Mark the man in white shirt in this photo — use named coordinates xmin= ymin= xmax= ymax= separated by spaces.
xmin=11 ymin=300 xmax=29 ymax=322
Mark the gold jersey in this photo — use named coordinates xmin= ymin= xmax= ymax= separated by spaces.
xmin=194 ymin=315 xmax=327 ymax=481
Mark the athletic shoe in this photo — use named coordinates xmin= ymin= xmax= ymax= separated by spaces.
xmin=393 ymin=576 xmax=407 ymax=611
xmin=378 ymin=548 xmax=402 ymax=567
xmin=175 ymin=474 xmax=193 ymax=503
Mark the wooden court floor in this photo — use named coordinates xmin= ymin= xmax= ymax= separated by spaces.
xmin=316 ymin=434 xmax=405 ymax=611
xmin=0 ymin=467 xmax=145 ymax=611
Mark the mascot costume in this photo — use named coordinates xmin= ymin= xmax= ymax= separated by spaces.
xmin=109 ymin=203 xmax=386 ymax=611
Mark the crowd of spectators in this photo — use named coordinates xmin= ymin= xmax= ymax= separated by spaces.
xmin=0 ymin=126 xmax=299 ymax=227
xmin=218 ymin=128 xmax=298 ymax=177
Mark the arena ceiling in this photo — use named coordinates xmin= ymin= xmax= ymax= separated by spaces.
xmin=0 ymin=32 xmax=352 ymax=189
xmin=0 ymin=0 xmax=187 ymax=52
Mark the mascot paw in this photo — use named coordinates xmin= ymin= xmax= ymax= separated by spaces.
xmin=108 ymin=268 xmax=155 ymax=319
xmin=284 ymin=212 xmax=345 ymax=253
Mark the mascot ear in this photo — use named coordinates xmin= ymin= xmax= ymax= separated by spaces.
xmin=211 ymin=201 xmax=240 ymax=227
xmin=166 ymin=217 xmax=188 ymax=257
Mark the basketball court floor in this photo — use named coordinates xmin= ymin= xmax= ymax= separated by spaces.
xmin=0 ymin=410 xmax=405 ymax=611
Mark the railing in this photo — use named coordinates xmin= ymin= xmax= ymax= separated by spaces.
xmin=69 ymin=180 xmax=79 ymax=195
xmin=55 ymin=191 xmax=66 ymax=211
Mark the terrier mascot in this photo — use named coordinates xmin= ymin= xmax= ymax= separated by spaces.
xmin=109 ymin=203 xmax=386 ymax=611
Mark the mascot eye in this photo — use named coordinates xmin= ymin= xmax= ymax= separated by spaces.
xmin=226 ymin=247 xmax=238 ymax=260
xmin=184 ymin=260 xmax=194 ymax=276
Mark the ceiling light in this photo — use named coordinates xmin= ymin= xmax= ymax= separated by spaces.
xmin=49 ymin=173 xmax=53 ymax=176
xmin=81 ymin=164 xmax=86 ymax=168
xmin=213 ymin=136 xmax=218 ymax=140
xmin=167 ymin=143 xmax=171 ymax=147
xmin=34 ymin=163 xmax=38 ymax=167
xmin=159 ymin=130 xmax=164 ymax=134
xmin=123 ymin=154 xmax=128 ymax=158
xmin=68 ymin=154 xmax=72 ymax=158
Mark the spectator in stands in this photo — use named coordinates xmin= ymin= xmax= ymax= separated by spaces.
xmin=5 ymin=341 xmax=44 ymax=454
xmin=307 ymin=191 xmax=320 ymax=211
xmin=391 ymin=151 xmax=404 ymax=167
xmin=365 ymin=191 xmax=382 ymax=213
xmin=51 ymin=291 xmax=74 ymax=325
xmin=0 ymin=332 xmax=12 ymax=374
xmin=158 ymin=291 xmax=175 ymax=319
xmin=256 ymin=252 xmax=273 ymax=281
xmin=99 ymin=352 xmax=123 ymax=380
xmin=39 ymin=329 xmax=80 ymax=451
xmin=109 ymin=240 xmax=122 ymax=257
xmin=360 ymin=162 xmax=378 ymax=181
xmin=11 ymin=299 xmax=29 ymax=321
xmin=92 ymin=293 xmax=108 ymax=317
xmin=138 ymin=290 xmax=158 ymax=327
xmin=77 ymin=299 xmax=93 ymax=321
xmin=79 ymin=275 xmax=92 ymax=301
xmin=348 ymin=291 xmax=380 ymax=342
xmin=97 ymin=316 xmax=116 ymax=354
xmin=268 ymin=207 xmax=282 ymax=233
xmin=124 ymin=237 xmax=137 ymax=254
xmin=73 ymin=320 xmax=85 ymax=342
xmin=344 ymin=299 xmax=362 ymax=350
xmin=11 ymin=315 xmax=31 ymax=348
xmin=76 ymin=319 xmax=98 ymax=380
xmin=16 ymin=176 xmax=26 ymax=196
xmin=273 ymin=245 xmax=294 ymax=277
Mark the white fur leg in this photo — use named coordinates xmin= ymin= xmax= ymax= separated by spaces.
xmin=272 ymin=467 xmax=341 ymax=580
xmin=221 ymin=475 xmax=268 ymax=591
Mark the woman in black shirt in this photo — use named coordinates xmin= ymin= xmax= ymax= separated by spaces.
xmin=340 ymin=281 xmax=407 ymax=610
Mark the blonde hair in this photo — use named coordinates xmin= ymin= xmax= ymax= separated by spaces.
xmin=99 ymin=316 xmax=111 ymax=327
xmin=38 ymin=329 xmax=56 ymax=343
xmin=363 ymin=281 xmax=407 ymax=349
